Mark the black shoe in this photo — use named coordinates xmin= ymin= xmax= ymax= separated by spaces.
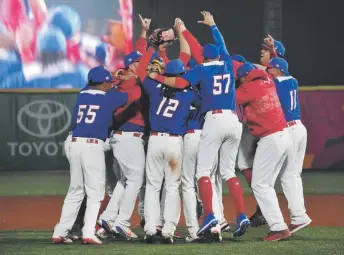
xmin=249 ymin=207 xmax=267 ymax=227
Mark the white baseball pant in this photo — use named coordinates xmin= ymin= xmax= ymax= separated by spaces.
xmin=182 ymin=130 xmax=224 ymax=236
xmin=285 ymin=120 xmax=311 ymax=224
xmin=144 ymin=133 xmax=183 ymax=236
xmin=100 ymin=132 xmax=145 ymax=228
xmin=196 ymin=110 xmax=242 ymax=182
xmin=237 ymin=123 xmax=259 ymax=171
xmin=54 ymin=137 xmax=106 ymax=238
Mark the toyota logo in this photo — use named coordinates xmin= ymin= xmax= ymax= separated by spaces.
xmin=17 ymin=100 xmax=71 ymax=138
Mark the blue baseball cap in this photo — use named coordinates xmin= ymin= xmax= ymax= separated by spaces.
xmin=261 ymin=40 xmax=285 ymax=57
xmin=236 ymin=63 xmax=257 ymax=79
xmin=203 ymin=44 xmax=219 ymax=59
xmin=231 ymin=54 xmax=246 ymax=63
xmin=88 ymin=66 xmax=113 ymax=84
xmin=125 ymin=51 xmax=143 ymax=68
xmin=165 ymin=59 xmax=186 ymax=75
xmin=36 ymin=26 xmax=67 ymax=53
xmin=267 ymin=57 xmax=290 ymax=75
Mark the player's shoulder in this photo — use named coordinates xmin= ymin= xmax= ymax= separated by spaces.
xmin=275 ymin=76 xmax=298 ymax=87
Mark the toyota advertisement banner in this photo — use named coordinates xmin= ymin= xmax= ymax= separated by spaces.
xmin=0 ymin=92 xmax=77 ymax=170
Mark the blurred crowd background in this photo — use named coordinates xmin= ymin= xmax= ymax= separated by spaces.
xmin=0 ymin=0 xmax=133 ymax=89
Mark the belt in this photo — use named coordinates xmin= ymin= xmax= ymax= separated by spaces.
xmin=114 ymin=131 xmax=143 ymax=138
xmin=151 ymin=132 xmax=180 ymax=137
xmin=186 ymin=130 xmax=195 ymax=134
xmin=72 ymin=138 xmax=100 ymax=144
xmin=287 ymin=121 xmax=297 ymax=127
xmin=211 ymin=109 xmax=237 ymax=115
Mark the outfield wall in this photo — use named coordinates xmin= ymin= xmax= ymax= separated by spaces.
xmin=0 ymin=87 xmax=343 ymax=170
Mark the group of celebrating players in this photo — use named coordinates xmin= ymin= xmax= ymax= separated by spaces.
xmin=52 ymin=11 xmax=312 ymax=245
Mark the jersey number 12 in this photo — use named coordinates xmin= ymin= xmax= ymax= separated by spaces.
xmin=156 ymin=97 xmax=179 ymax=118
xmin=77 ymin=105 xmax=100 ymax=124
xmin=213 ymin=74 xmax=231 ymax=95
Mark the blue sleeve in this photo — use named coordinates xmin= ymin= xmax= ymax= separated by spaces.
xmin=0 ymin=72 xmax=26 ymax=88
xmin=142 ymin=78 xmax=156 ymax=94
xmin=210 ymin=25 xmax=233 ymax=69
xmin=182 ymin=65 xmax=202 ymax=86
xmin=107 ymin=89 xmax=129 ymax=110
xmin=191 ymin=88 xmax=202 ymax=108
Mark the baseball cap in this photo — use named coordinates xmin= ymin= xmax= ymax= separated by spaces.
xmin=203 ymin=44 xmax=219 ymax=59
xmin=124 ymin=51 xmax=143 ymax=68
xmin=236 ymin=63 xmax=257 ymax=79
xmin=88 ymin=66 xmax=113 ymax=84
xmin=261 ymin=40 xmax=285 ymax=57
xmin=187 ymin=58 xmax=197 ymax=69
xmin=231 ymin=54 xmax=246 ymax=63
xmin=36 ymin=26 xmax=67 ymax=53
xmin=164 ymin=59 xmax=186 ymax=75
xmin=267 ymin=57 xmax=290 ymax=75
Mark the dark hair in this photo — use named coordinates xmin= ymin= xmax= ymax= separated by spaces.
xmin=163 ymin=72 xmax=185 ymax=78
xmin=88 ymin=80 xmax=104 ymax=87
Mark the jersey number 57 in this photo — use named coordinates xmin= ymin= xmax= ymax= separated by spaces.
xmin=213 ymin=74 xmax=231 ymax=95
xmin=77 ymin=105 xmax=100 ymax=124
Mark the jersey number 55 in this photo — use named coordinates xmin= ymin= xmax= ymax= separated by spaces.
xmin=77 ymin=105 xmax=100 ymax=124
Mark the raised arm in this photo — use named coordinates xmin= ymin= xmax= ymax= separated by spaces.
xmin=174 ymin=18 xmax=191 ymax=66
xmin=135 ymin=14 xmax=151 ymax=53
xmin=137 ymin=47 xmax=155 ymax=83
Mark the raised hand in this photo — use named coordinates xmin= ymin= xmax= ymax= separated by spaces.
xmin=174 ymin=18 xmax=186 ymax=33
xmin=197 ymin=11 xmax=216 ymax=26
xmin=264 ymin=34 xmax=275 ymax=48
xmin=139 ymin=14 xmax=151 ymax=31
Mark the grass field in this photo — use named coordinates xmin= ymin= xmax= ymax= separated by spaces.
xmin=0 ymin=170 xmax=343 ymax=196
xmin=1 ymin=227 xmax=344 ymax=255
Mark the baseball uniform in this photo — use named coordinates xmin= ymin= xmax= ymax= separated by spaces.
xmin=140 ymin=50 xmax=199 ymax=242
xmin=269 ymin=58 xmax=311 ymax=230
xmin=52 ymin=67 xmax=129 ymax=244
xmin=236 ymin=64 xmax=294 ymax=241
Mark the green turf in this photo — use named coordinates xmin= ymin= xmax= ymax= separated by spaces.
xmin=1 ymin=227 xmax=344 ymax=255
xmin=0 ymin=170 xmax=343 ymax=196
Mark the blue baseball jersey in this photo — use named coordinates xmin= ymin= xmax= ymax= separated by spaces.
xmin=71 ymin=87 xmax=129 ymax=140
xmin=0 ymin=60 xmax=88 ymax=89
xmin=186 ymin=86 xmax=204 ymax=130
xmin=143 ymin=78 xmax=201 ymax=135
xmin=181 ymin=25 xmax=236 ymax=114
xmin=274 ymin=76 xmax=301 ymax=122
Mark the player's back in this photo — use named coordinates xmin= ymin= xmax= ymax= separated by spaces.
xmin=144 ymin=79 xmax=198 ymax=135
xmin=274 ymin=76 xmax=300 ymax=122
xmin=187 ymin=60 xmax=236 ymax=114
xmin=22 ymin=61 xmax=88 ymax=89
xmin=72 ymin=88 xmax=128 ymax=141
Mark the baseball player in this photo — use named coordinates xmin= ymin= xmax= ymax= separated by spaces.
xmin=175 ymin=18 xmax=243 ymax=231
xmin=235 ymin=62 xmax=307 ymax=241
xmin=149 ymin=12 xmax=249 ymax=240
xmin=266 ymin=57 xmax=312 ymax=233
xmin=52 ymin=66 xmax=138 ymax=244
xmin=137 ymin=26 xmax=195 ymax=243
xmin=0 ymin=25 xmax=88 ymax=89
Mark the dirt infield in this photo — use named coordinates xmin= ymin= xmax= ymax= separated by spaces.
xmin=1 ymin=195 xmax=343 ymax=230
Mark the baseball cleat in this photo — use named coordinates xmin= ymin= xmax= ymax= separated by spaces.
xmin=220 ymin=219 xmax=231 ymax=232
xmin=82 ymin=235 xmax=103 ymax=245
xmin=162 ymin=233 xmax=174 ymax=244
xmin=264 ymin=229 xmax=291 ymax=242
xmin=173 ymin=231 xmax=183 ymax=239
xmin=97 ymin=219 xmax=114 ymax=232
xmin=197 ymin=213 xmax=218 ymax=236
xmin=114 ymin=225 xmax=138 ymax=240
xmin=249 ymin=208 xmax=267 ymax=227
xmin=233 ymin=213 xmax=250 ymax=237
xmin=67 ymin=231 xmax=80 ymax=241
xmin=144 ymin=232 xmax=155 ymax=244
xmin=95 ymin=227 xmax=109 ymax=239
xmin=289 ymin=219 xmax=312 ymax=234
xmin=52 ymin=236 xmax=73 ymax=244
xmin=210 ymin=224 xmax=222 ymax=242
xmin=185 ymin=233 xmax=201 ymax=243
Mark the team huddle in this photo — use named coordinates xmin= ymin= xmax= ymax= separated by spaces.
xmin=52 ymin=11 xmax=312 ymax=245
